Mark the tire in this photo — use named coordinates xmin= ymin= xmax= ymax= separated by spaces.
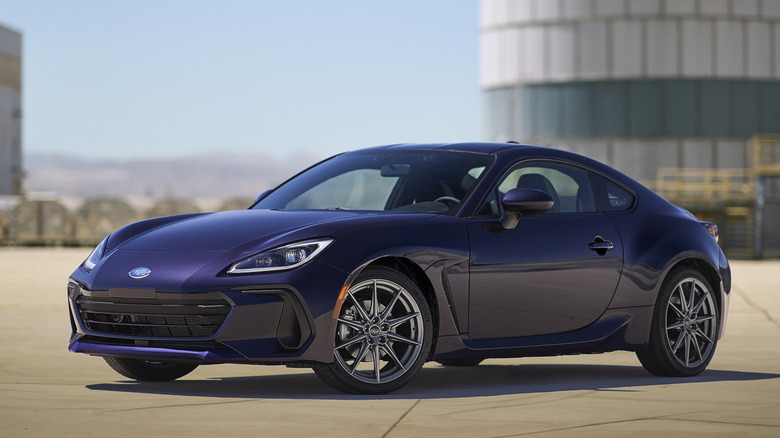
xmin=436 ymin=359 xmax=484 ymax=367
xmin=637 ymin=267 xmax=719 ymax=377
xmin=313 ymin=266 xmax=433 ymax=394
xmin=104 ymin=357 xmax=198 ymax=381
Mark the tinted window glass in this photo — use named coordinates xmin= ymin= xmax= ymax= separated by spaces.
xmin=487 ymin=161 xmax=596 ymax=215
xmin=286 ymin=169 xmax=397 ymax=210
xmin=590 ymin=172 xmax=634 ymax=212
xmin=254 ymin=150 xmax=492 ymax=214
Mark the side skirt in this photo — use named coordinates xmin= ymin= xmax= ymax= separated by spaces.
xmin=433 ymin=316 xmax=640 ymax=361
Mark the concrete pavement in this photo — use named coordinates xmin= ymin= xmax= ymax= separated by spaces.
xmin=1 ymin=248 xmax=778 ymax=437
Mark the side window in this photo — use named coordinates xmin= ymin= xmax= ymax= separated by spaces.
xmin=486 ymin=161 xmax=596 ymax=214
xmin=590 ymin=172 xmax=634 ymax=212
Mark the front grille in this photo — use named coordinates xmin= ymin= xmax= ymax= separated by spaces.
xmin=76 ymin=297 xmax=231 ymax=338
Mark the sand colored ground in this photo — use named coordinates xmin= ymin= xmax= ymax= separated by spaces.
xmin=1 ymin=248 xmax=778 ymax=437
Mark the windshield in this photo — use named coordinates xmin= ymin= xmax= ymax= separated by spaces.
xmin=253 ymin=150 xmax=493 ymax=214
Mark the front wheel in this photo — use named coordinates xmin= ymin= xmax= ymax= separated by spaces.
xmin=104 ymin=357 xmax=198 ymax=381
xmin=313 ymin=266 xmax=433 ymax=394
xmin=637 ymin=268 xmax=719 ymax=377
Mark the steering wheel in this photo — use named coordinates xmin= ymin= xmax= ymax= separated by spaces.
xmin=433 ymin=196 xmax=460 ymax=206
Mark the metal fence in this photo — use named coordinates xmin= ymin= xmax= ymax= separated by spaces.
xmin=0 ymin=197 xmax=253 ymax=246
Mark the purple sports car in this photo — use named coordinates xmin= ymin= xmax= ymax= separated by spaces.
xmin=68 ymin=143 xmax=730 ymax=394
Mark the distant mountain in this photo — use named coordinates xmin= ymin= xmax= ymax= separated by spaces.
xmin=23 ymin=151 xmax=324 ymax=200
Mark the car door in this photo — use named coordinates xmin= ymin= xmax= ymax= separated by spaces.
xmin=467 ymin=161 xmax=624 ymax=339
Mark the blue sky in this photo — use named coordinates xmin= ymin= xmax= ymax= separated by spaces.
xmin=1 ymin=0 xmax=480 ymax=160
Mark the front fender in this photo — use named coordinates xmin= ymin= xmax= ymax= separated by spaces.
xmin=319 ymin=216 xmax=471 ymax=340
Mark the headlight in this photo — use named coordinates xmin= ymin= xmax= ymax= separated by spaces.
xmin=83 ymin=236 xmax=109 ymax=272
xmin=228 ymin=238 xmax=333 ymax=274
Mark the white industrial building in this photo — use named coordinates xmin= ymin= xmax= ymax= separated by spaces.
xmin=480 ymin=0 xmax=780 ymax=257
xmin=0 ymin=22 xmax=22 ymax=196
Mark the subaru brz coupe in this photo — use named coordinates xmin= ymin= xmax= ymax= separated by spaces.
xmin=68 ymin=143 xmax=730 ymax=394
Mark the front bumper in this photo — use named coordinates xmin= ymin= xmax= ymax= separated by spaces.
xmin=67 ymin=281 xmax=330 ymax=364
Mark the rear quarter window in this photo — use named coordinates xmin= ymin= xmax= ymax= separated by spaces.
xmin=591 ymin=172 xmax=634 ymax=212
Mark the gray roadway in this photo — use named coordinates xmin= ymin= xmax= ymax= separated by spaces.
xmin=1 ymin=248 xmax=778 ymax=437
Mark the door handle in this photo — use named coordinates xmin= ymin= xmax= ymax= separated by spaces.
xmin=589 ymin=236 xmax=613 ymax=255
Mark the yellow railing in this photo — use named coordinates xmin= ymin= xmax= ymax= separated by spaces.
xmin=655 ymin=168 xmax=756 ymax=203
xmin=751 ymin=134 xmax=780 ymax=175
xmin=653 ymin=135 xmax=780 ymax=202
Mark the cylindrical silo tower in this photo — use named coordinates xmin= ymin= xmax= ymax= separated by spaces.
xmin=0 ymin=22 xmax=23 ymax=196
xmin=480 ymin=0 xmax=780 ymax=182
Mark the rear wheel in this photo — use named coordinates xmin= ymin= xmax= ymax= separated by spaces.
xmin=104 ymin=357 xmax=198 ymax=381
xmin=313 ymin=266 xmax=433 ymax=394
xmin=637 ymin=268 xmax=719 ymax=377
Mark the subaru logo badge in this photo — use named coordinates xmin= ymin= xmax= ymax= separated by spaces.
xmin=128 ymin=267 xmax=152 ymax=279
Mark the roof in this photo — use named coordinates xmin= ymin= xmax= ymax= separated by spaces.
xmin=354 ymin=142 xmax=541 ymax=155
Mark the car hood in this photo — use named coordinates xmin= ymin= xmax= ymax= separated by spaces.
xmin=115 ymin=209 xmax=432 ymax=253
xmin=78 ymin=209 xmax=439 ymax=292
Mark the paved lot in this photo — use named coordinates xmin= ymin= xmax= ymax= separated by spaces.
xmin=1 ymin=248 xmax=778 ymax=437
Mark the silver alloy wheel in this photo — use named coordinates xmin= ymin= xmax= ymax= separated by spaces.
xmin=664 ymin=277 xmax=717 ymax=368
xmin=333 ymin=278 xmax=424 ymax=385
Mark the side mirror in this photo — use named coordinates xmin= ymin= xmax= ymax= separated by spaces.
xmin=500 ymin=188 xmax=554 ymax=229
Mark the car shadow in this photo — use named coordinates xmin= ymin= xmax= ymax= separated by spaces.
xmin=86 ymin=363 xmax=780 ymax=400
